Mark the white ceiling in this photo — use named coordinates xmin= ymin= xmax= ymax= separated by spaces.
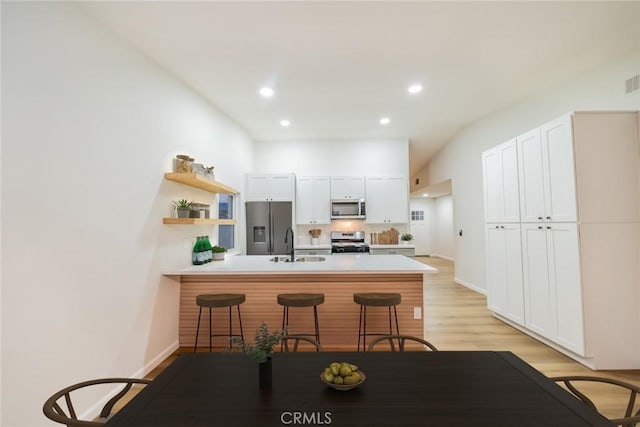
xmin=81 ymin=1 xmax=639 ymax=175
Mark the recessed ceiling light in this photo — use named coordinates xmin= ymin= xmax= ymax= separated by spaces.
xmin=422 ymin=193 xmax=429 ymax=197
xmin=379 ymin=117 xmax=390 ymax=125
xmin=259 ymin=87 xmax=274 ymax=98
xmin=408 ymin=84 xmax=423 ymax=94
xmin=280 ymin=119 xmax=290 ymax=127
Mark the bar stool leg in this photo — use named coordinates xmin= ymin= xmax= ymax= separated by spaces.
xmin=280 ymin=305 xmax=288 ymax=351
xmin=209 ymin=307 xmax=213 ymax=352
xmin=394 ymin=305 xmax=401 ymax=348
xmin=194 ymin=306 xmax=203 ymax=352
xmin=228 ymin=306 xmax=233 ymax=348
xmin=313 ymin=305 xmax=320 ymax=348
xmin=357 ymin=304 xmax=363 ymax=351
xmin=363 ymin=305 xmax=368 ymax=351
xmin=236 ymin=304 xmax=244 ymax=342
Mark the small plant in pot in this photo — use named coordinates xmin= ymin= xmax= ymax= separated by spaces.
xmin=230 ymin=321 xmax=285 ymax=389
xmin=173 ymin=199 xmax=192 ymax=218
xmin=400 ymin=233 xmax=414 ymax=245
xmin=212 ymin=245 xmax=227 ymax=261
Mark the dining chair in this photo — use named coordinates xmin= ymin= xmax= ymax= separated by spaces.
xmin=551 ymin=375 xmax=640 ymax=427
xmin=281 ymin=335 xmax=323 ymax=352
xmin=367 ymin=334 xmax=439 ymax=352
xmin=43 ymin=378 xmax=151 ymax=426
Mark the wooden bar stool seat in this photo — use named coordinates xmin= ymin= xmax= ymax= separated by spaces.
xmin=278 ymin=293 xmax=324 ymax=350
xmin=194 ymin=293 xmax=245 ymax=352
xmin=353 ymin=292 xmax=401 ymax=351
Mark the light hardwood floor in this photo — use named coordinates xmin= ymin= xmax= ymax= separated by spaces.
xmin=149 ymin=256 xmax=639 ymax=420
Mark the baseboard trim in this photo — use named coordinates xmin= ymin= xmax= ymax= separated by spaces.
xmin=80 ymin=340 xmax=179 ymax=421
xmin=454 ymin=277 xmax=487 ymax=295
xmin=432 ymin=253 xmax=454 ymax=262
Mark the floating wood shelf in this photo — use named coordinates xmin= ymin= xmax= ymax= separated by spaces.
xmin=164 ymin=172 xmax=238 ymax=195
xmin=163 ymin=218 xmax=237 ymax=225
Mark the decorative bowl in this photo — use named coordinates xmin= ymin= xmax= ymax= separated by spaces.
xmin=320 ymin=370 xmax=366 ymax=391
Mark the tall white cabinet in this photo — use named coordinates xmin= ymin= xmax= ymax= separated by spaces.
xmin=483 ymin=111 xmax=640 ymax=369
xmin=296 ymin=176 xmax=331 ymax=225
xmin=365 ymin=176 xmax=409 ymax=224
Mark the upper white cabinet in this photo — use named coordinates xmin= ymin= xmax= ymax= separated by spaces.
xmin=246 ymin=174 xmax=294 ymax=202
xmin=485 ymin=223 xmax=524 ymax=326
xmin=482 ymin=139 xmax=520 ymax=223
xmin=296 ymin=176 xmax=331 ymax=225
xmin=330 ymin=176 xmax=365 ymax=200
xmin=365 ymin=176 xmax=408 ymax=224
xmin=517 ymin=115 xmax=577 ymax=223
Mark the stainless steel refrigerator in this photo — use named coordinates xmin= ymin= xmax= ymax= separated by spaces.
xmin=245 ymin=201 xmax=292 ymax=255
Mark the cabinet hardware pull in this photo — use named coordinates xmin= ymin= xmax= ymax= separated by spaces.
xmin=546 ymin=226 xmax=551 ymax=229
xmin=538 ymin=216 xmax=543 ymax=220
xmin=538 ymin=226 xmax=543 ymax=229
xmin=546 ymin=216 xmax=551 ymax=220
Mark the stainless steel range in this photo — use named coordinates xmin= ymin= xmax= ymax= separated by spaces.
xmin=331 ymin=231 xmax=370 ymax=254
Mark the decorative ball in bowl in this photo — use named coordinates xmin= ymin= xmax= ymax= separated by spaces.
xmin=320 ymin=362 xmax=365 ymax=391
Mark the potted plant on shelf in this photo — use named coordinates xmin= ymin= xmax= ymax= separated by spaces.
xmin=212 ymin=245 xmax=227 ymax=261
xmin=173 ymin=199 xmax=192 ymax=218
xmin=231 ymin=322 xmax=285 ymax=389
xmin=400 ymin=233 xmax=414 ymax=245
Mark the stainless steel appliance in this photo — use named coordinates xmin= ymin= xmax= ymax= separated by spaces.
xmin=331 ymin=199 xmax=366 ymax=220
xmin=246 ymin=202 xmax=292 ymax=255
xmin=331 ymin=231 xmax=370 ymax=254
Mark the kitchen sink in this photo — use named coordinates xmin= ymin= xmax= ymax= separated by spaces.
xmin=269 ymin=256 xmax=294 ymax=262
xmin=294 ymin=256 xmax=326 ymax=262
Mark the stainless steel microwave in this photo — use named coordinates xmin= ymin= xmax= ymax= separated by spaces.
xmin=331 ymin=199 xmax=366 ymax=219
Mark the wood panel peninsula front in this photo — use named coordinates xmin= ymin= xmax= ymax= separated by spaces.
xmin=164 ymin=255 xmax=437 ymax=350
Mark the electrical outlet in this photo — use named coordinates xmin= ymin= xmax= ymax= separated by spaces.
xmin=413 ymin=307 xmax=422 ymax=320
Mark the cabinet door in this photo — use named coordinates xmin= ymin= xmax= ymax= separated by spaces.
xmin=542 ymin=115 xmax=577 ymax=222
xmin=312 ymin=177 xmax=331 ymax=224
xmin=269 ymin=175 xmax=293 ymax=201
xmin=347 ymin=177 xmax=365 ymax=199
xmin=385 ymin=177 xmax=408 ymax=223
xmin=486 ymin=225 xmax=508 ymax=316
xmin=330 ymin=177 xmax=350 ymax=199
xmin=246 ymin=175 xmax=271 ymax=201
xmin=295 ymin=177 xmax=315 ymax=224
xmin=482 ymin=147 xmax=502 ymax=223
xmin=521 ymin=223 xmax=551 ymax=338
xmin=364 ymin=177 xmax=388 ymax=224
xmin=546 ymin=223 xmax=585 ymax=355
xmin=518 ymin=129 xmax=546 ymax=223
xmin=499 ymin=140 xmax=520 ymax=222
xmin=503 ymin=224 xmax=524 ymax=324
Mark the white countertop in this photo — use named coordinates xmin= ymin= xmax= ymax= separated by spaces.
xmin=164 ymin=254 xmax=437 ymax=276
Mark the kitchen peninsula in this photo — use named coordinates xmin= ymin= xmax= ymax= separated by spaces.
xmin=164 ymin=255 xmax=437 ymax=350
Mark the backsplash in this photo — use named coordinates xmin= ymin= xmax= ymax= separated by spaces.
xmin=296 ymin=222 xmax=409 ymax=245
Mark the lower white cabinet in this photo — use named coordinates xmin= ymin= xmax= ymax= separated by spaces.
xmin=485 ymin=224 xmax=524 ymax=326
xmin=295 ymin=248 xmax=332 ymax=256
xmin=369 ymin=247 xmax=415 ymax=257
xmin=521 ymin=222 xmax=585 ymax=356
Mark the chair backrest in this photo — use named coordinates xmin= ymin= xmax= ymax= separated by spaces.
xmin=281 ymin=335 xmax=322 ymax=352
xmin=551 ymin=376 xmax=640 ymax=427
xmin=367 ymin=334 xmax=439 ymax=352
xmin=43 ymin=378 xmax=151 ymax=426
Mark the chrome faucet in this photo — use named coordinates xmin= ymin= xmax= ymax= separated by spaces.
xmin=284 ymin=227 xmax=295 ymax=262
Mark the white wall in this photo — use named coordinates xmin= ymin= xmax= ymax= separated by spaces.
xmin=413 ymin=50 xmax=640 ymax=292
xmin=1 ymin=4 xmax=254 ymax=426
xmin=434 ymin=195 xmax=454 ymax=260
xmin=253 ymin=139 xmax=409 ymax=177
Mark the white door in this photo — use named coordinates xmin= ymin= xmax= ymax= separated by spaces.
xmin=295 ymin=177 xmax=314 ymax=224
xmin=542 ymin=115 xmax=577 ymax=222
xmin=486 ymin=225 xmax=508 ymax=316
xmin=312 ymin=177 xmax=331 ymax=224
xmin=546 ymin=222 xmax=585 ymax=355
xmin=499 ymin=140 xmax=520 ymax=223
xmin=521 ymin=223 xmax=551 ymax=338
xmin=482 ymin=147 xmax=502 ymax=223
xmin=503 ymin=223 xmax=524 ymax=325
xmin=518 ymin=129 xmax=546 ymax=223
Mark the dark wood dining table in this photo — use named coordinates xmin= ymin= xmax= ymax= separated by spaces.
xmin=106 ymin=351 xmax=613 ymax=426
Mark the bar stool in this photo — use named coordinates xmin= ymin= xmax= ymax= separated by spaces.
xmin=277 ymin=293 xmax=324 ymax=349
xmin=354 ymin=292 xmax=401 ymax=351
xmin=194 ymin=293 xmax=245 ymax=352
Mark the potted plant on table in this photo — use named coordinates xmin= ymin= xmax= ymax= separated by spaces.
xmin=173 ymin=199 xmax=192 ymax=218
xmin=231 ymin=322 xmax=285 ymax=389
xmin=212 ymin=245 xmax=227 ymax=261
xmin=400 ymin=233 xmax=414 ymax=245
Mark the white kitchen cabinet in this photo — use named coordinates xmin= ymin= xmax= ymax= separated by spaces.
xmin=485 ymin=224 xmax=524 ymax=326
xmin=365 ymin=176 xmax=408 ymax=224
xmin=296 ymin=176 xmax=331 ymax=225
xmin=482 ymin=139 xmax=520 ymax=223
xmin=246 ymin=174 xmax=294 ymax=202
xmin=369 ymin=246 xmax=415 ymax=257
xmin=295 ymin=248 xmax=332 ymax=256
xmin=330 ymin=176 xmax=365 ymax=200
xmin=521 ymin=222 xmax=584 ymax=355
xmin=518 ymin=115 xmax=577 ymax=223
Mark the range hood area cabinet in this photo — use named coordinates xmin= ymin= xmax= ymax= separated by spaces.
xmin=365 ymin=176 xmax=409 ymax=224
xmin=296 ymin=176 xmax=331 ymax=225
xmin=245 ymin=174 xmax=294 ymax=202
xmin=330 ymin=176 xmax=365 ymax=200
xmin=482 ymin=111 xmax=640 ymax=369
